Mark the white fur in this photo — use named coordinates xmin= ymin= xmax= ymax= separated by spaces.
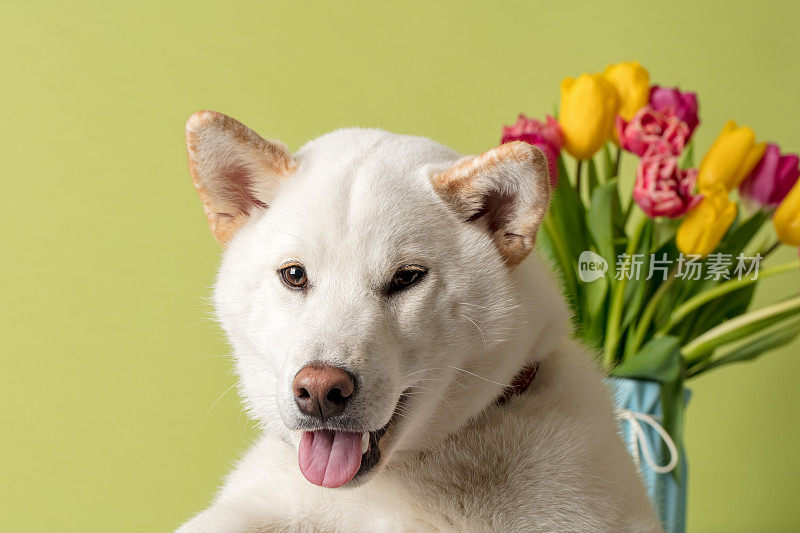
xmin=178 ymin=128 xmax=659 ymax=532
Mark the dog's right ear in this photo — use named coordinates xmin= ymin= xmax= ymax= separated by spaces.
xmin=431 ymin=141 xmax=551 ymax=268
xmin=185 ymin=110 xmax=297 ymax=244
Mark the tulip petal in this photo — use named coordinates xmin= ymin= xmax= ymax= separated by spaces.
xmin=603 ymin=61 xmax=650 ymax=121
xmin=677 ymin=188 xmax=737 ymax=256
xmin=774 ymin=153 xmax=800 ymax=203
xmin=740 ymin=144 xmax=779 ymax=205
xmin=699 ymin=121 xmax=764 ymax=192
xmin=559 ymin=73 xmax=618 ymax=159
xmin=774 ymin=179 xmax=800 ymax=246
xmin=731 ymin=141 xmax=767 ymax=189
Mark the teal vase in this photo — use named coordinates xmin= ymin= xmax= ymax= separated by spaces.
xmin=610 ymin=378 xmax=690 ymax=533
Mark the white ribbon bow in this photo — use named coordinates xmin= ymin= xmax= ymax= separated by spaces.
xmin=617 ymin=408 xmax=679 ymax=474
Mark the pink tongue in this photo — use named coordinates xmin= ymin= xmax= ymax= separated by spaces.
xmin=298 ymin=430 xmax=363 ymax=488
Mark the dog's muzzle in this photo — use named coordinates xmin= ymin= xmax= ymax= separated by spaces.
xmin=296 ymin=400 xmax=407 ymax=488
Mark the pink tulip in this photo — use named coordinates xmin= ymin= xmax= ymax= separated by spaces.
xmin=616 ymin=106 xmax=691 ymax=158
xmin=502 ymin=114 xmax=563 ymax=186
xmin=633 ymin=149 xmax=702 ymax=218
xmin=649 ymin=85 xmax=700 ymax=135
xmin=739 ymin=143 xmax=800 ymax=207
xmin=502 ymin=114 xmax=563 ymax=150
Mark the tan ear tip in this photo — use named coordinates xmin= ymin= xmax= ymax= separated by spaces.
xmin=501 ymin=140 xmax=530 ymax=150
xmin=185 ymin=110 xmax=220 ymax=134
xmin=502 ymin=140 xmax=544 ymax=161
xmin=502 ymin=142 xmax=550 ymax=179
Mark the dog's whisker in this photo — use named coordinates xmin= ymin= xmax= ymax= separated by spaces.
xmin=459 ymin=314 xmax=488 ymax=352
xmin=401 ymin=386 xmax=456 ymax=413
xmin=445 ymin=364 xmax=511 ymax=388
xmin=203 ymin=382 xmax=239 ymax=422
xmin=400 ymin=366 xmax=512 ymax=390
xmin=176 ymin=317 xmax=219 ymax=333
xmin=399 ymin=367 xmax=444 ymax=380
xmin=402 ymin=376 xmax=483 ymax=402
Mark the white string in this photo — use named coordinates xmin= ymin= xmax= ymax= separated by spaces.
xmin=617 ymin=408 xmax=679 ymax=475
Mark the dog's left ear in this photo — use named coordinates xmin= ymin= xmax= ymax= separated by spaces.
xmin=185 ymin=110 xmax=297 ymax=244
xmin=431 ymin=141 xmax=551 ymax=267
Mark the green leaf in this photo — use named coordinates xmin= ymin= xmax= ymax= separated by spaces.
xmin=587 ymin=157 xmax=600 ymax=191
xmin=587 ymin=180 xmax=622 ymax=281
xmin=602 ymin=143 xmax=615 ymax=180
xmin=647 ymin=239 xmax=682 ymax=328
xmin=625 ymin=274 xmax=679 ymax=360
xmin=581 ymin=274 xmax=609 ymax=351
xmin=611 ymin=335 xmax=681 ymax=383
xmin=689 ymin=316 xmax=800 ymax=377
xmin=605 ymin=216 xmax=651 ymax=369
xmin=658 ymin=260 xmax=799 ymax=335
xmin=551 ymin=155 xmax=589 ymax=259
xmin=682 ymin=294 xmax=800 ymax=363
xmin=660 ymin=371 xmax=687 ymax=483
xmin=537 ymin=218 xmax=559 ymax=271
xmin=651 ymin=218 xmax=680 ymax=255
xmin=621 ymin=220 xmax=654 ymax=330
xmin=684 ymin=284 xmax=756 ymax=342
xmin=583 ymin=270 xmax=608 ymax=317
xmin=538 ymin=216 xmax=580 ymax=320
xmin=718 ymin=210 xmax=771 ymax=256
xmin=680 ymin=142 xmax=694 ymax=169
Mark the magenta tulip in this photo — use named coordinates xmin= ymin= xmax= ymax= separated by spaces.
xmin=739 ymin=143 xmax=800 ymax=207
xmin=633 ymin=149 xmax=701 ymax=218
xmin=616 ymin=106 xmax=691 ymax=157
xmin=502 ymin=114 xmax=563 ymax=186
xmin=649 ymin=85 xmax=700 ymax=135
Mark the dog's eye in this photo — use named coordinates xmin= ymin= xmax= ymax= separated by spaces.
xmin=279 ymin=263 xmax=308 ymax=289
xmin=388 ymin=266 xmax=427 ymax=295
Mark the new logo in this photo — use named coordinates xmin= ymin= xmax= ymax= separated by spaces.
xmin=578 ymin=251 xmax=608 ymax=282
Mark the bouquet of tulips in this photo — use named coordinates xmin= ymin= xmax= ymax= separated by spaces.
xmin=502 ymin=61 xmax=800 ymax=451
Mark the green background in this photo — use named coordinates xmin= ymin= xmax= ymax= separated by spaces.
xmin=2 ymin=1 xmax=799 ymax=531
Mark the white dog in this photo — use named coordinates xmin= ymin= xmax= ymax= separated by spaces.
xmin=178 ymin=111 xmax=659 ymax=532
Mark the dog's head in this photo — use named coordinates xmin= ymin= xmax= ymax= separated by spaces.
xmin=185 ymin=111 xmax=561 ymax=488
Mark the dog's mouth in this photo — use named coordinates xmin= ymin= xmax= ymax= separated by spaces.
xmin=297 ymin=394 xmax=406 ymax=488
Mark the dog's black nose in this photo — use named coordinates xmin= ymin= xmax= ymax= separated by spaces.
xmin=292 ymin=363 xmax=355 ymax=419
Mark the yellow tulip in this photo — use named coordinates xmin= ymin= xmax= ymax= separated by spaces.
xmin=603 ymin=61 xmax=650 ymax=121
xmin=774 ymin=178 xmax=800 ymax=246
xmin=676 ymin=187 xmax=737 ymax=257
xmin=697 ymin=120 xmax=766 ymax=192
xmin=559 ymin=73 xmax=619 ymax=160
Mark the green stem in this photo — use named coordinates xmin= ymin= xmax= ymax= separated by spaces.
xmin=622 ymin=191 xmax=635 ymax=227
xmin=657 ymin=260 xmax=800 ymax=335
xmin=541 ymin=216 xmax=577 ymax=299
xmin=604 ymin=214 xmax=647 ymax=369
xmin=687 ymin=316 xmax=800 ymax=378
xmin=613 ymin=146 xmax=621 ymax=177
xmin=575 ymin=159 xmax=584 ymax=200
xmin=759 ymin=240 xmax=781 ymax=259
xmin=626 ymin=269 xmax=678 ymax=359
xmin=682 ymin=294 xmax=800 ymax=364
